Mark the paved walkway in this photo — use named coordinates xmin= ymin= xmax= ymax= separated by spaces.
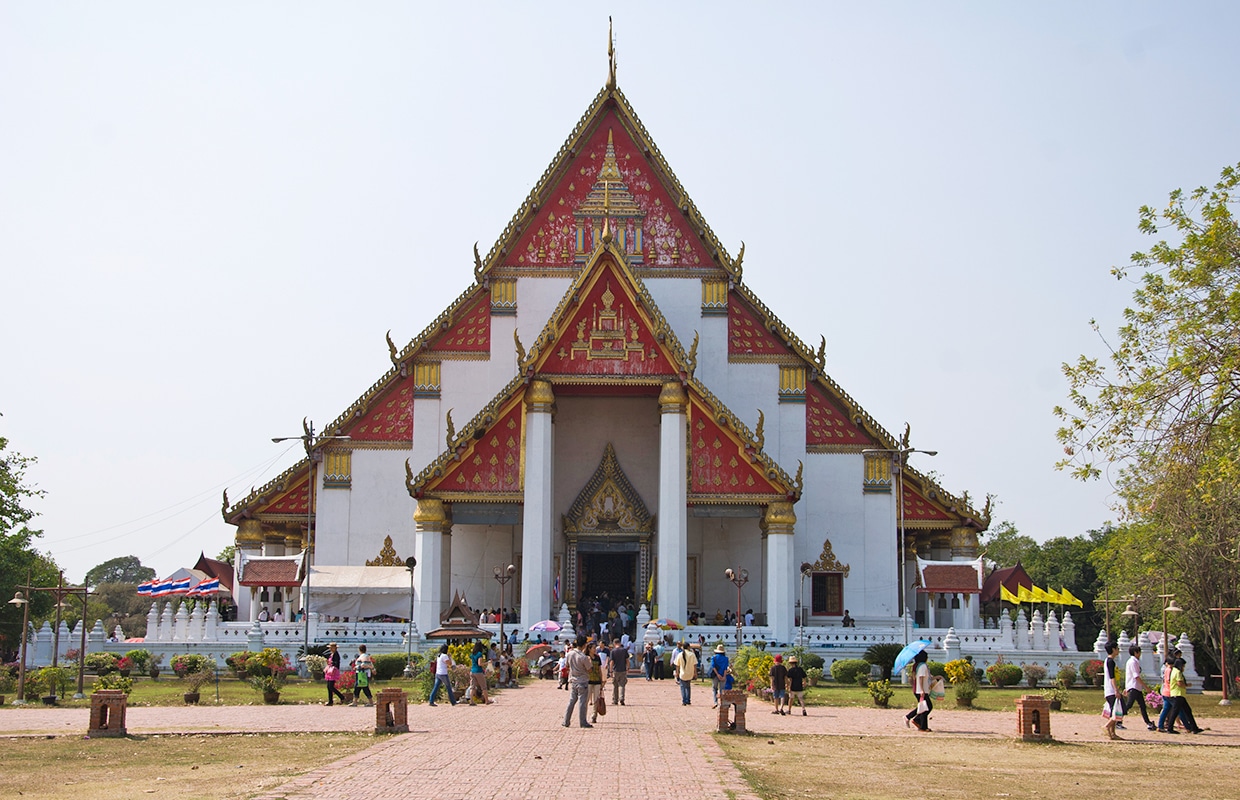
xmin=3 ymin=680 xmax=1237 ymax=799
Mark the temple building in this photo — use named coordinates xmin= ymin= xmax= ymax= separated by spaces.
xmin=222 ymin=46 xmax=990 ymax=645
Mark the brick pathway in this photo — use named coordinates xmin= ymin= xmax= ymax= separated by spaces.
xmin=3 ymin=680 xmax=1237 ymax=800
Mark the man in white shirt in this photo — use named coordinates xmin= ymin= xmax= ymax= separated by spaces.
xmin=428 ymin=644 xmax=458 ymax=706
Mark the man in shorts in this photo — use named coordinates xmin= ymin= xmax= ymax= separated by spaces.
xmin=769 ymin=654 xmax=789 ymax=715
xmin=786 ymin=655 xmax=808 ymax=716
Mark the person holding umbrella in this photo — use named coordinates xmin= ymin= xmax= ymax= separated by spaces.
xmin=904 ymin=649 xmax=933 ymax=731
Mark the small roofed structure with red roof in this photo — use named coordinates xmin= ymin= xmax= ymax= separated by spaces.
xmin=915 ymin=556 xmax=984 ymax=629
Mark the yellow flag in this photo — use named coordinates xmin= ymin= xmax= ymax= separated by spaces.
xmin=646 ymin=571 xmax=655 ymax=602
xmin=1000 ymin=584 xmax=1019 ymax=604
xmin=1016 ymin=584 xmax=1034 ymax=603
xmin=1044 ymin=587 xmax=1063 ymax=605
xmin=1031 ymin=585 xmax=1051 ymax=603
xmin=1061 ymin=588 xmax=1084 ymax=608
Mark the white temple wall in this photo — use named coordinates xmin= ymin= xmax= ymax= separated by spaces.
xmin=643 ymin=278 xmax=702 ymax=355
xmin=552 ymin=396 xmax=661 ymax=513
xmin=689 ymin=515 xmax=763 ymax=618
xmin=446 ymin=523 xmax=519 ymax=611
xmin=316 ymin=448 xmax=417 ymax=567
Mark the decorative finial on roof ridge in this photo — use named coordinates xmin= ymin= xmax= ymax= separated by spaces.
xmin=606 ymin=17 xmax=617 ymax=91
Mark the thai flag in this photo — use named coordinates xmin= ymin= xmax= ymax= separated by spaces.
xmin=168 ymin=577 xmax=193 ymax=595
xmin=150 ymin=579 xmax=175 ymax=597
xmin=136 ymin=580 xmax=155 ymax=596
xmin=188 ymin=578 xmax=220 ymax=596
xmin=553 ymin=575 xmax=560 ymax=603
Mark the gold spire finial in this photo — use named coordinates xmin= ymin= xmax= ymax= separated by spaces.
xmin=606 ymin=17 xmax=616 ymax=91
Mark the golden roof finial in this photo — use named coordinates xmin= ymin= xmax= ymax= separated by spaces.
xmin=606 ymin=17 xmax=617 ymax=91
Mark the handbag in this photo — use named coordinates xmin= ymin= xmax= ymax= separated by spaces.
xmin=595 ymin=693 xmax=607 ymax=716
xmin=324 ymin=665 xmax=340 ymax=681
xmin=916 ymin=698 xmax=930 ymax=715
xmin=930 ymin=676 xmax=946 ymax=699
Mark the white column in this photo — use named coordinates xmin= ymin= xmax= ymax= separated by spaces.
xmin=764 ymin=501 xmax=796 ymax=641
xmin=927 ymin=594 xmax=936 ymax=629
xmin=656 ymin=381 xmax=688 ymax=624
xmin=414 ymin=498 xmax=448 ymax=636
xmin=520 ymin=380 xmax=555 ymax=634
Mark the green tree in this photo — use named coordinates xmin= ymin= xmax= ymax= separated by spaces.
xmin=216 ymin=544 xmax=236 ymax=566
xmin=1055 ymin=164 xmax=1240 ymax=694
xmin=0 ymin=434 xmax=61 ymax=661
xmin=85 ymin=555 xmax=155 ymax=587
xmin=979 ymin=521 xmax=1037 ymax=570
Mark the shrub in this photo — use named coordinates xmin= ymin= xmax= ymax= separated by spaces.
xmin=170 ymin=654 xmax=214 ymax=677
xmin=954 ymin=677 xmax=979 ymax=702
xmin=304 ymin=654 xmax=327 ymax=679
xmin=1023 ymin=664 xmax=1047 ymax=688
xmin=84 ymin=652 xmax=118 ymax=675
xmin=27 ymin=666 xmax=73 ymax=700
xmin=863 ymin=643 xmax=904 ymax=680
xmin=781 ymin=646 xmax=825 ymax=670
xmin=744 ymin=653 xmax=775 ymax=692
xmin=125 ymin=649 xmax=153 ymax=672
xmin=944 ymin=659 xmax=975 ymax=686
xmin=375 ymin=652 xmax=414 ymax=681
xmin=226 ymin=651 xmax=255 ymax=677
xmin=92 ymin=673 xmax=134 ymax=695
xmin=926 ymin=661 xmax=948 ymax=679
xmin=830 ymin=658 xmax=870 ymax=685
xmin=185 ymin=670 xmax=213 ymax=693
xmin=1079 ymin=659 xmax=1103 ymax=685
xmin=1057 ymin=664 xmax=1078 ymax=687
xmin=867 ymin=678 xmax=894 ymax=706
xmin=245 ymin=648 xmax=293 ymax=694
xmin=805 ymin=666 xmax=824 ymax=686
xmin=856 ymin=673 xmax=870 ymax=687
xmin=731 ymin=645 xmax=764 ymax=684
xmin=985 ymin=660 xmax=1023 ymax=688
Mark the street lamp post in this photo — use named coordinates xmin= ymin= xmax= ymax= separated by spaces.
xmin=724 ymin=568 xmax=749 ymax=651
xmin=799 ymin=562 xmax=813 ymax=650
xmin=862 ymin=446 xmax=937 ymax=644
xmin=8 ymin=571 xmax=89 ymax=703
xmin=1157 ymin=579 xmax=1182 ymax=663
xmin=1095 ymin=590 xmax=1138 ymax=642
xmin=272 ymin=419 xmax=350 ymax=666
xmin=1207 ymin=604 xmax=1240 ymax=706
xmin=493 ymin=564 xmax=516 ymax=647
xmin=404 ymin=556 xmax=417 ymax=678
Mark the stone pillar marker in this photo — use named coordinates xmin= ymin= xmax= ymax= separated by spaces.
xmin=520 ymin=379 xmax=555 ymax=634
xmin=656 ymin=381 xmax=688 ymax=624
xmin=89 ymin=690 xmax=128 ymax=737
xmin=1015 ymin=694 xmax=1052 ymax=741
xmin=375 ymin=688 xmax=409 ymax=734
xmin=718 ymin=688 xmax=748 ymax=733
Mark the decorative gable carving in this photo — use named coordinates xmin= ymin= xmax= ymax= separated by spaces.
xmin=563 ymin=443 xmax=653 ymax=535
xmin=809 ymin=538 xmax=851 ymax=577
xmin=365 ymin=535 xmax=403 ymax=566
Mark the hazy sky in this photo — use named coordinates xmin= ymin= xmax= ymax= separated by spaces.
xmin=3 ymin=3 xmax=1238 ymax=583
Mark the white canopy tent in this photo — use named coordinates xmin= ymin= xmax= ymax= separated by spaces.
xmin=307 ymin=566 xmax=413 ymax=620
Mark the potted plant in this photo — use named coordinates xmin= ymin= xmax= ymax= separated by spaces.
xmin=115 ymin=656 xmax=133 ymax=678
xmin=148 ymin=653 xmax=164 ymax=680
xmin=944 ymin=658 xmax=979 ymax=707
xmin=1080 ymin=659 xmax=1103 ymax=688
xmin=183 ymin=670 xmax=212 ymax=704
xmin=304 ymin=654 xmax=327 ymax=681
xmin=245 ymin=647 xmax=292 ymax=704
xmin=1041 ymin=682 xmax=1069 ymax=711
xmin=805 ymin=666 xmax=823 ymax=687
xmin=1022 ymin=664 xmax=1047 ymax=688
xmin=867 ymin=678 xmax=894 ymax=708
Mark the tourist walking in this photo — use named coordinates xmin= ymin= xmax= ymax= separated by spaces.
xmin=587 ymin=641 xmax=606 ymax=724
xmin=710 ymin=644 xmax=729 ymax=708
xmin=428 ymin=644 xmax=458 ymax=706
xmin=324 ymin=643 xmax=348 ymax=706
xmin=1169 ymin=656 xmax=1205 ymax=734
xmin=1158 ymin=649 xmax=1179 ymax=732
xmin=469 ymin=641 xmax=492 ymax=705
xmin=786 ymin=655 xmax=808 ymax=716
xmin=350 ymin=644 xmax=374 ymax=707
xmin=1101 ymin=641 xmax=1122 ymax=739
xmin=672 ymin=641 xmax=698 ymax=705
xmin=643 ymin=642 xmax=656 ymax=681
xmin=905 ymin=649 xmax=932 ymax=731
xmin=769 ymin=654 xmax=789 ymax=715
xmin=609 ymin=638 xmax=629 ymax=706
xmin=1120 ymin=643 xmax=1156 ymax=730
xmin=562 ymin=635 xmax=593 ymax=728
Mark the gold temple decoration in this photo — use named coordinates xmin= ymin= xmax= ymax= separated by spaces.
xmin=686 ymin=331 xmax=699 ymax=376
xmin=490 ymin=279 xmax=517 ymax=315
xmin=779 ymin=365 xmax=806 ymax=403
xmin=474 ymin=241 xmax=484 ymax=282
xmin=366 ymin=535 xmax=403 ymax=566
xmin=606 ymin=16 xmax=616 ymax=91
xmin=754 ymin=409 xmax=765 ymax=452
xmin=816 ymin=336 xmax=826 ymax=372
xmin=514 ymin=329 xmax=527 ymax=365
xmin=221 ymin=489 xmax=229 ymax=516
xmin=324 ymin=450 xmax=352 ymax=488
xmin=810 ymin=538 xmax=851 ymax=577
xmin=794 ymin=461 xmax=804 ymax=496
xmin=733 ymin=241 xmax=745 ymax=282
xmin=701 ymin=278 xmax=728 ymax=315
xmin=570 ymin=281 xmax=646 ymax=362
xmin=386 ymin=330 xmax=399 ymax=367
xmin=413 ymin=361 xmax=441 ymax=398
xmin=445 ymin=409 xmax=456 ymax=448
xmin=563 ymin=443 xmax=653 ymax=536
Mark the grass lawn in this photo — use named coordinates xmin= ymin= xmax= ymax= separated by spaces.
xmin=0 ymin=732 xmax=375 ymax=800
xmin=716 ymin=733 xmax=1239 ymax=800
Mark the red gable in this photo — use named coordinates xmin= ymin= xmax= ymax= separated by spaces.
xmin=728 ymin=296 xmax=794 ymax=362
xmin=427 ymin=291 xmax=491 ymax=356
xmin=538 ymin=258 xmax=674 ymax=378
xmin=430 ymin=399 xmax=524 ymax=497
xmin=507 ymin=114 xmax=711 ymax=271
xmin=342 ymin=373 xmax=414 ymax=443
xmin=806 ymin=383 xmax=876 ymax=449
xmin=261 ymin=471 xmax=309 ymax=516
xmin=903 ymin=483 xmax=953 ymax=523
xmin=688 ymin=398 xmax=784 ymax=499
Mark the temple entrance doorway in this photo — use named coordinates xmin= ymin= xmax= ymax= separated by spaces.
xmin=579 ymin=550 xmax=636 ymax=603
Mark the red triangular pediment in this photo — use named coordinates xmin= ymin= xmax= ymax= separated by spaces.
xmin=260 ymin=472 xmax=310 ymax=516
xmin=806 ymin=383 xmax=876 ymax=449
xmin=507 ymin=113 xmax=712 ymax=272
xmin=903 ymin=483 xmax=954 ymax=523
xmin=427 ymin=291 xmax=491 ymax=356
xmin=422 ymin=396 xmax=524 ymax=498
xmin=536 ymin=256 xmax=676 ymax=379
xmin=728 ymin=295 xmax=795 ymax=363
xmin=341 ymin=373 xmax=414 ymax=443
xmin=688 ymin=396 xmax=786 ymax=500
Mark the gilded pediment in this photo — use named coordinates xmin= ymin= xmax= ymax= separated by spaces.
xmin=563 ymin=443 xmax=653 ymax=534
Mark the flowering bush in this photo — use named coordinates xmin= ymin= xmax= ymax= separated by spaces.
xmin=867 ymin=678 xmax=895 ymax=706
xmin=92 ymin=673 xmax=134 ymax=695
xmin=1079 ymin=659 xmax=1104 ymax=685
xmin=1057 ymin=664 xmax=1078 ymax=686
xmin=1146 ymin=691 xmax=1164 ymax=710
xmin=115 ymin=656 xmax=133 ymax=674
xmin=944 ymin=659 xmax=975 ymax=686
xmin=84 ymin=652 xmax=118 ymax=675
xmin=171 ymin=654 xmax=214 ymax=678
xmin=336 ymin=669 xmax=357 ymax=691
xmin=985 ymin=658 xmax=1023 ymax=688
xmin=245 ymin=648 xmax=293 ymax=694
xmin=1023 ymin=664 xmax=1048 ymax=688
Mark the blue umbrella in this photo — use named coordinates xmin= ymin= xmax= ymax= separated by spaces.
xmin=892 ymin=639 xmax=931 ymax=674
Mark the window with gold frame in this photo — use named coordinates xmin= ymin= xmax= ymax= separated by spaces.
xmin=809 ymin=572 xmax=844 ymax=616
